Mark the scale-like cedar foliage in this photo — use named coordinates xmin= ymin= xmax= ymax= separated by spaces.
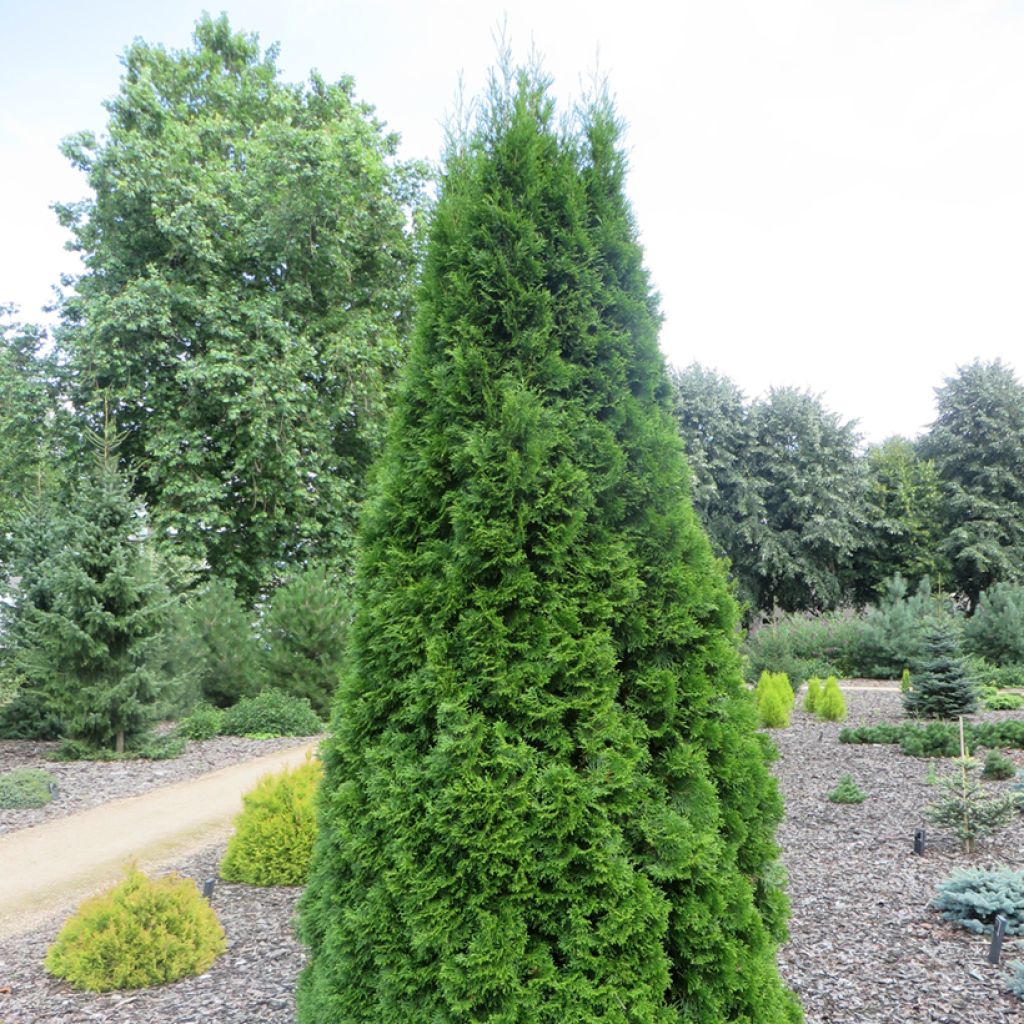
xmin=298 ymin=67 xmax=800 ymax=1024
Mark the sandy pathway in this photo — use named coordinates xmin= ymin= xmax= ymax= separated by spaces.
xmin=0 ymin=740 xmax=318 ymax=940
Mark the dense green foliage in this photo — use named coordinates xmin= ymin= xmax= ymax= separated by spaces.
xmin=919 ymin=360 xmax=1024 ymax=610
xmin=51 ymin=734 xmax=186 ymax=762
xmin=671 ymin=360 xmax=1024 ymax=616
xmin=175 ymin=580 xmax=263 ymax=708
xmin=981 ymin=688 xmax=1024 ymax=711
xmin=672 ymin=368 xmax=864 ymax=613
xmin=259 ymin=565 xmax=348 ymax=716
xmin=933 ymin=867 xmax=1024 ymax=935
xmin=827 ymin=774 xmax=866 ymax=804
xmin=670 ymin=363 xmax=760 ymax=602
xmin=220 ymin=689 xmax=322 ymax=737
xmin=56 ymin=15 xmax=425 ymax=599
xmin=221 ymin=758 xmax=322 ymax=885
xmin=964 ymin=582 xmax=1024 ymax=666
xmin=0 ymin=767 xmax=57 ymax=808
xmin=744 ymin=388 xmax=865 ymax=612
xmin=298 ymin=68 xmax=799 ymax=1024
xmin=802 ymin=676 xmax=821 ymax=713
xmin=0 ymin=309 xmax=68 ymax=574
xmin=859 ymin=575 xmax=948 ymax=679
xmin=903 ymin=621 xmax=977 ymax=719
xmin=851 ymin=437 xmax=947 ymax=602
xmin=44 ymin=868 xmax=226 ymax=990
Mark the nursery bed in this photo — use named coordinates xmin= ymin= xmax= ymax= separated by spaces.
xmin=1 ymin=688 xmax=1022 ymax=1023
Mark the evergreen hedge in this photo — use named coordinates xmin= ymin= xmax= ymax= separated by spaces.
xmin=297 ymin=66 xmax=800 ymax=1023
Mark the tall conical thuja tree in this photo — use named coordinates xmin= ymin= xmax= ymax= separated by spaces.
xmin=299 ymin=68 xmax=801 ymax=1023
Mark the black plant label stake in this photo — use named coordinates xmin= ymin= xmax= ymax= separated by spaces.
xmin=989 ymin=914 xmax=1008 ymax=965
xmin=913 ymin=828 xmax=926 ymax=855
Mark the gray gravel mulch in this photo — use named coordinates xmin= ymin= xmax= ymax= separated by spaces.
xmin=1 ymin=688 xmax=1024 ymax=1023
xmin=775 ymin=687 xmax=1024 ymax=1023
xmin=0 ymin=734 xmax=323 ymax=837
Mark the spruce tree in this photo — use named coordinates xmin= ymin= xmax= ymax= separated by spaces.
xmin=903 ymin=621 xmax=977 ymax=720
xmin=13 ymin=417 xmax=170 ymax=752
xmin=298 ymin=67 xmax=800 ymax=1023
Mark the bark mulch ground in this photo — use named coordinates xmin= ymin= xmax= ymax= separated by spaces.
xmin=1 ymin=687 xmax=1023 ymax=1023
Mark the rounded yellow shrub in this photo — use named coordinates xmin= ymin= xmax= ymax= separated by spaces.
xmin=220 ymin=756 xmax=322 ymax=886
xmin=45 ymin=868 xmax=226 ymax=991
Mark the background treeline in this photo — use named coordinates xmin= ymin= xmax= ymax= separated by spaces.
xmin=3 ymin=16 xmax=1024 ymax=754
xmin=671 ymin=360 xmax=1024 ymax=616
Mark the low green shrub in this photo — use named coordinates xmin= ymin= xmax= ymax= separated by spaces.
xmin=743 ymin=610 xmax=864 ymax=684
xmin=44 ymin=868 xmax=226 ymax=991
xmin=176 ymin=703 xmax=224 ymax=741
xmin=932 ymin=866 xmax=1024 ymax=935
xmin=817 ymin=676 xmax=847 ymax=722
xmin=827 ymin=774 xmax=866 ymax=804
xmin=984 ymin=691 xmax=1024 ymax=712
xmin=220 ymin=757 xmax=322 ymax=886
xmin=982 ymin=750 xmax=1017 ymax=781
xmin=926 ymin=756 xmax=1020 ymax=852
xmin=220 ymin=690 xmax=322 ymax=738
xmin=841 ymin=720 xmax=1024 ymax=758
xmin=50 ymin=734 xmax=186 ymax=762
xmin=0 ymin=767 xmax=57 ymax=808
xmin=970 ymin=658 xmax=1024 ymax=691
xmin=803 ymin=677 xmax=821 ymax=713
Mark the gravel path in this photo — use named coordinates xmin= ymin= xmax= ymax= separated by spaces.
xmin=0 ymin=741 xmax=319 ymax=941
xmin=1 ymin=687 xmax=1023 ymax=1023
xmin=0 ymin=735 xmax=323 ymax=837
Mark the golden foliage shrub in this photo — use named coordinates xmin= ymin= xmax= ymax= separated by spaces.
xmin=44 ymin=868 xmax=225 ymax=991
xmin=220 ymin=756 xmax=321 ymax=886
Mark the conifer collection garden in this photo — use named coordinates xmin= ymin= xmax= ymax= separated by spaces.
xmin=6 ymin=13 xmax=1024 ymax=1023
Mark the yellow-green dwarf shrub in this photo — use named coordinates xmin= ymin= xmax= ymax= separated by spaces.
xmin=803 ymin=676 xmax=821 ymax=713
xmin=221 ymin=757 xmax=321 ymax=886
xmin=45 ymin=868 xmax=225 ymax=991
xmin=817 ymin=676 xmax=847 ymax=722
xmin=756 ymin=671 xmax=794 ymax=727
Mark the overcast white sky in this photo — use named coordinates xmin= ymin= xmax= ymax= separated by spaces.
xmin=2 ymin=1 xmax=1023 ymax=444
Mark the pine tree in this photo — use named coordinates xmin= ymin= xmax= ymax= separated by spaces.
xmin=903 ymin=622 xmax=977 ymax=720
xmin=298 ymin=66 xmax=800 ymax=1023
xmin=13 ymin=414 xmax=171 ymax=751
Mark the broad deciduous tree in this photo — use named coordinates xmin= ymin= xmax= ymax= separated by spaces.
xmin=919 ymin=359 xmax=1024 ymax=609
xmin=56 ymin=15 xmax=425 ymax=599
